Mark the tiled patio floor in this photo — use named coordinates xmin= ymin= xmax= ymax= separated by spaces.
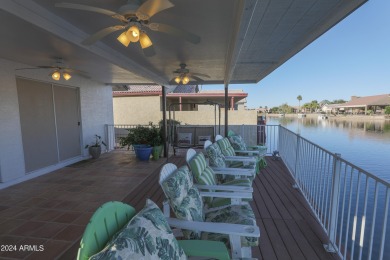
xmin=0 ymin=151 xmax=165 ymax=260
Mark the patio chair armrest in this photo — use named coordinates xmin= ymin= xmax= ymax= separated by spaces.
xmin=178 ymin=240 xmax=230 ymax=260
xmin=195 ymin=184 xmax=253 ymax=193
xmin=200 ymin=191 xmax=252 ymax=200
xmin=167 ymin=218 xmax=260 ymax=238
xmin=234 ymin=149 xmax=260 ymax=155
xmin=224 ymin=156 xmax=257 ymax=163
xmin=212 ymin=168 xmax=255 ymax=177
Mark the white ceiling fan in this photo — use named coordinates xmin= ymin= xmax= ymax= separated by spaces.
xmin=16 ymin=58 xmax=88 ymax=81
xmin=55 ymin=0 xmax=201 ymax=52
xmin=172 ymin=63 xmax=210 ymax=84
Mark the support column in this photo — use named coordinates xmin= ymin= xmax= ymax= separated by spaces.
xmin=179 ymin=96 xmax=182 ymax=111
xmin=224 ymin=83 xmax=229 ymax=137
xmin=162 ymin=86 xmax=167 ymax=157
xmin=231 ymin=96 xmax=234 ymax=110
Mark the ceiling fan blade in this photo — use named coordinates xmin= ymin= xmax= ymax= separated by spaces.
xmin=82 ymin=25 xmax=126 ymax=45
xmin=189 ymin=75 xmax=204 ymax=82
xmin=191 ymin=72 xmax=211 ymax=79
xmin=15 ymin=67 xmax=46 ymax=71
xmin=136 ymin=0 xmax=174 ymax=20
xmin=149 ymin=23 xmax=200 ymax=44
xmin=55 ymin=3 xmax=128 ymax=22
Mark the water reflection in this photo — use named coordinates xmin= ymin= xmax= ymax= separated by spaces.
xmin=267 ymin=116 xmax=390 ymax=181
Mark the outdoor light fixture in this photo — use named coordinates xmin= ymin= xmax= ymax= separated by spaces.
xmin=174 ymin=75 xmax=190 ymax=84
xmin=174 ymin=77 xmax=181 ymax=84
xmin=139 ymin=32 xmax=153 ymax=49
xmin=127 ymin=25 xmax=140 ymax=42
xmin=51 ymin=70 xmax=61 ymax=81
xmin=116 ymin=24 xmax=154 ymax=49
xmin=117 ymin=31 xmax=131 ymax=47
xmin=62 ymin=72 xmax=72 ymax=81
xmin=50 ymin=70 xmax=72 ymax=81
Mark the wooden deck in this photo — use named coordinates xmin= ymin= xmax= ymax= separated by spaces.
xmin=122 ymin=156 xmax=338 ymax=260
xmin=0 ymin=152 xmax=339 ymax=259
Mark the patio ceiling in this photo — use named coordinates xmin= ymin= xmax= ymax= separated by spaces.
xmin=0 ymin=0 xmax=366 ymax=86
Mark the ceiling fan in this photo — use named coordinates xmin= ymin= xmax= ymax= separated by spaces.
xmin=172 ymin=63 xmax=210 ymax=84
xmin=55 ymin=0 xmax=201 ymax=51
xmin=16 ymin=58 xmax=88 ymax=81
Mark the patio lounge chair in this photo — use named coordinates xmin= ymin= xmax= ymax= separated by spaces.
xmin=215 ymin=134 xmax=262 ymax=173
xmin=159 ymin=164 xmax=260 ymax=259
xmin=186 ymin=148 xmax=253 ymax=208
xmin=77 ymin=200 xmax=230 ymax=260
xmin=204 ymin=140 xmax=257 ymax=181
xmin=227 ymin=130 xmax=268 ymax=168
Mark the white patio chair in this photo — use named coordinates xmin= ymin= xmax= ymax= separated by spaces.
xmin=159 ymin=163 xmax=260 ymax=259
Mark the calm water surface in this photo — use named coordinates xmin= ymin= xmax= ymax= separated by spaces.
xmin=267 ymin=117 xmax=390 ymax=182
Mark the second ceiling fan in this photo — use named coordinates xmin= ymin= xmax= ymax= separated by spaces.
xmin=56 ymin=0 xmax=201 ymax=51
xmin=172 ymin=63 xmax=210 ymax=85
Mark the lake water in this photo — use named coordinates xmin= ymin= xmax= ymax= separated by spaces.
xmin=267 ymin=116 xmax=390 ymax=182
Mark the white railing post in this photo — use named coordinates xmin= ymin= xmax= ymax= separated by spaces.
xmin=324 ymin=153 xmax=341 ymax=253
xmin=292 ymin=134 xmax=300 ymax=189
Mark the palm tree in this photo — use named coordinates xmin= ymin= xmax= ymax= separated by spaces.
xmin=297 ymin=95 xmax=302 ymax=113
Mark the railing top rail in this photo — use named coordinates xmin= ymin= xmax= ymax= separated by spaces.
xmin=279 ymin=125 xmax=390 ymax=187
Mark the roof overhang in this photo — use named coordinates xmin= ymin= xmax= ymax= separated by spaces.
xmin=0 ymin=0 xmax=367 ymax=85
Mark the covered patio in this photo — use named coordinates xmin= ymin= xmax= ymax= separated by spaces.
xmin=0 ymin=152 xmax=337 ymax=259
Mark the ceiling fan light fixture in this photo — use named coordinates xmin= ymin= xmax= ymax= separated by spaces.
xmin=127 ymin=25 xmax=140 ymax=42
xmin=174 ymin=77 xmax=181 ymax=84
xmin=63 ymin=72 xmax=72 ymax=81
xmin=117 ymin=31 xmax=131 ymax=47
xmin=139 ymin=32 xmax=153 ymax=49
xmin=182 ymin=76 xmax=190 ymax=84
xmin=51 ymin=70 xmax=61 ymax=81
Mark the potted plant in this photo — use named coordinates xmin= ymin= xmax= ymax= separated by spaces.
xmin=85 ymin=134 xmax=107 ymax=159
xmin=150 ymin=125 xmax=164 ymax=160
xmin=119 ymin=125 xmax=153 ymax=161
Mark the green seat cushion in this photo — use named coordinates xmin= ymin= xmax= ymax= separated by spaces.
xmin=161 ymin=166 xmax=204 ymax=239
xmin=89 ymin=199 xmax=187 ymax=260
xmin=188 ymin=152 xmax=217 ymax=186
xmin=217 ymin=138 xmax=236 ymax=156
xmin=203 ymin=204 xmax=259 ymax=248
xmin=178 ymin=240 xmax=230 ymax=260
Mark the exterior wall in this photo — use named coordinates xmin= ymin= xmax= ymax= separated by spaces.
xmin=113 ymin=96 xmax=257 ymax=125
xmin=172 ymin=110 xmax=257 ymax=125
xmin=0 ymin=58 xmax=113 ymax=184
xmin=113 ymin=96 xmax=161 ymax=125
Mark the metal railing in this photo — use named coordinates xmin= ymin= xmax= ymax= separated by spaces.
xmin=277 ymin=125 xmax=390 ymax=260
xmin=106 ymin=124 xmax=153 ymax=150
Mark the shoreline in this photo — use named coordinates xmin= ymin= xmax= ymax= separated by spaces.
xmin=264 ymin=113 xmax=389 ymax=121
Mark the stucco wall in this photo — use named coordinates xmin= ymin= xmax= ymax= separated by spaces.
xmin=0 ymin=58 xmax=113 ymax=184
xmin=113 ymin=96 xmax=257 ymax=125
xmin=113 ymin=96 xmax=162 ymax=125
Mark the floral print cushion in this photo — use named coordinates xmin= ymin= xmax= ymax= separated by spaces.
xmin=205 ymin=143 xmax=227 ymax=168
xmin=160 ymin=166 xmax=204 ymax=239
xmin=89 ymin=199 xmax=187 ymax=260
xmin=202 ymin=204 xmax=258 ymax=247
xmin=228 ymin=135 xmax=247 ymax=151
xmin=216 ymin=138 xmax=236 ymax=156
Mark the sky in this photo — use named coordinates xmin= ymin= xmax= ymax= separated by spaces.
xmin=202 ymin=0 xmax=390 ymax=109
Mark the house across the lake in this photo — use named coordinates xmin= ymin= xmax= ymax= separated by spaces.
xmin=335 ymin=94 xmax=390 ymax=115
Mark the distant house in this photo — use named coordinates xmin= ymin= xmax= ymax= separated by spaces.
xmin=336 ymin=94 xmax=390 ymax=115
xmin=321 ymin=103 xmax=342 ymax=114
xmin=112 ymin=85 xmax=257 ymax=125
